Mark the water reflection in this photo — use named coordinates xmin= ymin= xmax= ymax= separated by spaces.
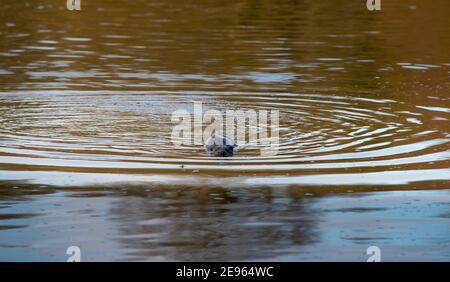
xmin=1 ymin=185 xmax=449 ymax=261
xmin=1 ymin=1 xmax=449 ymax=187
xmin=0 ymin=0 xmax=449 ymax=261
xmin=110 ymin=187 xmax=317 ymax=261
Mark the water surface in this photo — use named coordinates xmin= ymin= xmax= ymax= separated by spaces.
xmin=0 ymin=0 xmax=449 ymax=261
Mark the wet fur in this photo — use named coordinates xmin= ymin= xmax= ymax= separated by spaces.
xmin=204 ymin=134 xmax=237 ymax=157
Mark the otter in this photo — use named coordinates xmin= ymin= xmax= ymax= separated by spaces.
xmin=204 ymin=133 xmax=237 ymax=157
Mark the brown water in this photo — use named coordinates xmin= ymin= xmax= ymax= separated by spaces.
xmin=0 ymin=0 xmax=449 ymax=261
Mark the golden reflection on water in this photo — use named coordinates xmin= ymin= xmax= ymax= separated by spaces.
xmin=0 ymin=0 xmax=449 ymax=188
xmin=0 ymin=0 xmax=449 ymax=261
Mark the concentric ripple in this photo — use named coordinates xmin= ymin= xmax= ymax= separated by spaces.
xmin=0 ymin=0 xmax=449 ymax=189
xmin=0 ymin=89 xmax=448 ymax=188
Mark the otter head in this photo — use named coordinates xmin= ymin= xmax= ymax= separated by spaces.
xmin=204 ymin=133 xmax=237 ymax=157
xmin=212 ymin=145 xmax=234 ymax=157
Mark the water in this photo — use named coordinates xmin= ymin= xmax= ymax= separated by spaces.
xmin=0 ymin=0 xmax=449 ymax=261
